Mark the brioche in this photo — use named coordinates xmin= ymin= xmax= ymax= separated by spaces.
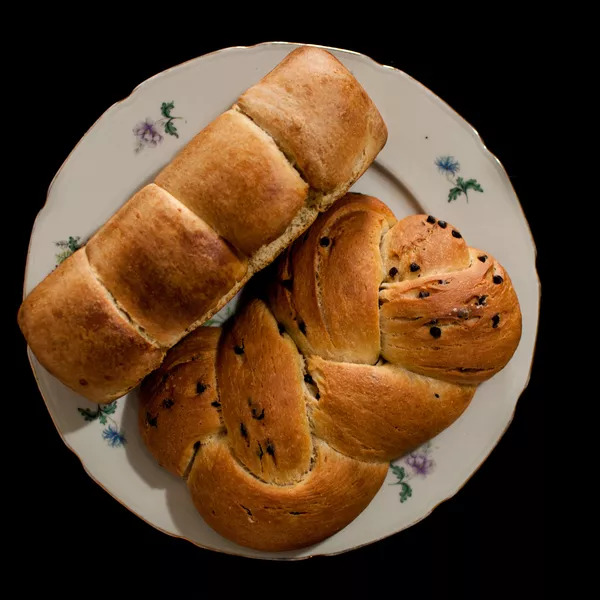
xmin=19 ymin=47 xmax=387 ymax=402
xmin=140 ymin=193 xmax=522 ymax=551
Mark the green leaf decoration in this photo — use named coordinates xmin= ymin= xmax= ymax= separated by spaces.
xmin=448 ymin=187 xmax=462 ymax=202
xmin=67 ymin=236 xmax=81 ymax=252
xmin=390 ymin=464 xmax=406 ymax=482
xmin=399 ymin=482 xmax=413 ymax=503
xmin=98 ymin=413 xmax=107 ymax=425
xmin=77 ymin=407 xmax=99 ymax=422
xmin=164 ymin=120 xmax=179 ymax=138
xmin=463 ymin=178 xmax=484 ymax=193
xmin=102 ymin=402 xmax=117 ymax=415
xmin=161 ymin=101 xmax=175 ymax=118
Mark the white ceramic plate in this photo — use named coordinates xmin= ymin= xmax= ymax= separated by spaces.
xmin=23 ymin=42 xmax=539 ymax=560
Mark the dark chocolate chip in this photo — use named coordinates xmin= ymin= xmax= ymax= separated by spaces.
xmin=266 ymin=441 xmax=275 ymax=457
xmin=478 ymin=255 xmax=488 ymax=263
xmin=251 ymin=407 xmax=265 ymax=420
xmin=304 ymin=373 xmax=314 ymax=385
xmin=299 ymin=321 xmax=307 ymax=335
xmin=281 ymin=279 xmax=293 ymax=291
xmin=146 ymin=412 xmax=158 ymax=428
xmin=477 ymin=295 xmax=488 ymax=306
xmin=234 ymin=344 xmax=245 ymax=355
xmin=492 ymin=314 xmax=501 ymax=328
xmin=451 ymin=230 xmax=462 ymax=238
xmin=240 ymin=423 xmax=248 ymax=440
xmin=193 ymin=441 xmax=201 ymax=451
xmin=438 ymin=220 xmax=447 ymax=229
xmin=196 ymin=381 xmax=207 ymax=394
xmin=410 ymin=262 xmax=420 ymax=272
xmin=162 ymin=398 xmax=174 ymax=409
xmin=429 ymin=326 xmax=442 ymax=338
xmin=434 ymin=393 xmax=440 ymax=398
xmin=315 ymin=393 xmax=321 ymax=400
xmin=319 ymin=236 xmax=330 ymax=247
xmin=418 ymin=291 xmax=430 ymax=299
xmin=79 ymin=378 xmax=88 ymax=386
xmin=493 ymin=275 xmax=504 ymax=285
xmin=211 ymin=400 xmax=221 ymax=408
xmin=277 ymin=323 xmax=285 ymax=335
xmin=389 ymin=267 xmax=398 ymax=277
xmin=457 ymin=308 xmax=469 ymax=319
xmin=426 ymin=215 xmax=436 ymax=224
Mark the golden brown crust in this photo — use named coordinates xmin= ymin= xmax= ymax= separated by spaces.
xmin=380 ymin=248 xmax=522 ymax=384
xmin=237 ymin=47 xmax=387 ymax=194
xmin=269 ymin=193 xmax=396 ymax=364
xmin=18 ymin=250 xmax=164 ymax=402
xmin=20 ymin=47 xmax=387 ymax=404
xmin=87 ymin=184 xmax=248 ymax=348
xmin=381 ymin=214 xmax=471 ymax=282
xmin=155 ymin=110 xmax=308 ymax=256
xmin=307 ymin=357 xmax=475 ymax=461
xmin=139 ymin=199 xmax=522 ymax=552
xmin=139 ymin=327 xmax=223 ymax=477
xmin=217 ymin=300 xmax=312 ymax=485
xmin=187 ymin=438 xmax=387 ymax=551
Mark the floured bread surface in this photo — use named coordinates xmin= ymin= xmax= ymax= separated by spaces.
xmin=237 ymin=46 xmax=388 ymax=195
xmin=156 ymin=110 xmax=309 ymax=256
xmin=86 ymin=184 xmax=248 ymax=348
xmin=18 ymin=250 xmax=164 ymax=402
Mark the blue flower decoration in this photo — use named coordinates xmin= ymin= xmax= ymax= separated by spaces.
xmin=102 ymin=424 xmax=127 ymax=448
xmin=435 ymin=155 xmax=460 ymax=175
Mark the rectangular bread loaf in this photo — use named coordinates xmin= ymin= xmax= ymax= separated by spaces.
xmin=18 ymin=46 xmax=387 ymax=402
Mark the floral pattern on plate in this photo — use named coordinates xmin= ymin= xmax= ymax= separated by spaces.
xmin=435 ymin=155 xmax=484 ymax=203
xmin=77 ymin=402 xmax=126 ymax=448
xmin=389 ymin=441 xmax=435 ymax=503
xmin=133 ymin=101 xmax=183 ymax=153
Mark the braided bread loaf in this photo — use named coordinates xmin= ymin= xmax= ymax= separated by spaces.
xmin=18 ymin=47 xmax=386 ymax=403
xmin=140 ymin=193 xmax=522 ymax=551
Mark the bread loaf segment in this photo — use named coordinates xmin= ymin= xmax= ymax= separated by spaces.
xmin=18 ymin=250 xmax=164 ymax=402
xmin=270 ymin=194 xmax=396 ymax=364
xmin=217 ymin=300 xmax=313 ymax=485
xmin=237 ymin=47 xmax=388 ymax=201
xmin=87 ymin=184 xmax=247 ymax=348
xmin=379 ymin=249 xmax=522 ymax=384
xmin=306 ymin=357 xmax=475 ymax=462
xmin=139 ymin=327 xmax=223 ymax=477
xmin=155 ymin=110 xmax=309 ymax=256
xmin=381 ymin=214 xmax=471 ymax=282
xmin=187 ymin=438 xmax=387 ymax=552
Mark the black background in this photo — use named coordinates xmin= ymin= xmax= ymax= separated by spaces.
xmin=10 ymin=21 xmax=546 ymax=599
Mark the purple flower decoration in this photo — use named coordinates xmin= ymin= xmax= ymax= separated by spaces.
xmin=102 ymin=424 xmax=127 ymax=448
xmin=405 ymin=451 xmax=434 ymax=476
xmin=133 ymin=118 xmax=163 ymax=152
